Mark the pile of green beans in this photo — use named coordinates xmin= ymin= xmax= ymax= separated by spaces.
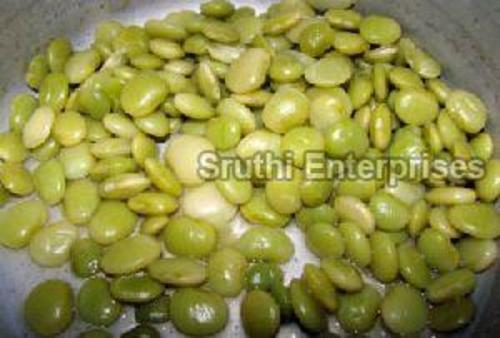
xmin=0 ymin=0 xmax=498 ymax=336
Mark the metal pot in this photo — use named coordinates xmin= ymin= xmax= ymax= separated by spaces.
xmin=0 ymin=0 xmax=499 ymax=336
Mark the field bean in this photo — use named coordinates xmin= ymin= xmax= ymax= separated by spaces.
xmin=417 ymin=228 xmax=459 ymax=272
xmin=339 ymin=222 xmax=371 ymax=267
xmin=89 ymin=200 xmax=137 ymax=244
xmin=429 ymin=298 xmax=475 ymax=332
xmin=337 ymin=286 xmax=381 ymax=333
xmin=135 ymin=295 xmax=170 ymax=324
xmin=241 ymin=290 xmax=280 ymax=338
xmin=0 ymin=199 xmax=47 ymax=249
xmin=427 ymin=269 xmax=476 ymax=303
xmin=370 ymin=231 xmax=398 ymax=282
xmin=101 ymin=235 xmax=161 ymax=274
xmin=457 ymin=238 xmax=497 ymax=272
xmin=290 ymin=279 xmax=327 ymax=333
xmin=306 ymin=222 xmax=345 ymax=259
xmin=381 ymin=284 xmax=427 ymax=335
xmin=0 ymin=162 xmax=34 ymax=196
xmin=448 ymin=203 xmax=500 ymax=239
xmin=163 ymin=216 xmax=217 ymax=257
xmin=110 ymin=275 xmax=164 ymax=303
xmin=237 ymin=226 xmax=294 ymax=263
xmin=77 ymin=278 xmax=122 ymax=326
xmin=303 ymin=264 xmax=338 ymax=312
xmin=24 ymin=280 xmax=74 ymax=336
xmin=33 ymin=159 xmax=65 ymax=205
xmin=170 ymin=288 xmax=228 ymax=336
xmin=148 ymin=257 xmax=207 ymax=286
xmin=70 ymin=238 xmax=102 ymax=278
xmin=29 ymin=222 xmax=78 ymax=267
xmin=321 ymin=258 xmax=363 ymax=292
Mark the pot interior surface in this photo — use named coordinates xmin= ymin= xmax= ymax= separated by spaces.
xmin=0 ymin=0 xmax=500 ymax=336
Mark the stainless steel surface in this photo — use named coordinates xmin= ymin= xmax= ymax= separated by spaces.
xmin=0 ymin=0 xmax=500 ymax=336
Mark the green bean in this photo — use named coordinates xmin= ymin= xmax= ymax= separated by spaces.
xmin=24 ymin=280 xmax=74 ymax=336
